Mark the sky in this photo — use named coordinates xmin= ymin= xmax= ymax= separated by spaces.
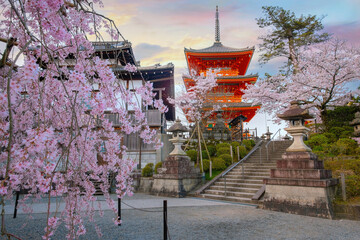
xmin=97 ymin=0 xmax=360 ymax=136
xmin=0 ymin=1 xmax=357 ymax=138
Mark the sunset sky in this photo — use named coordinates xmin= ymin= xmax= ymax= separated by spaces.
xmin=98 ymin=0 xmax=360 ymax=135
xmin=0 ymin=1 xmax=357 ymax=134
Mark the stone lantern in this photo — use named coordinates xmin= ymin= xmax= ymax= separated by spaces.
xmin=263 ymin=100 xmax=338 ymax=219
xmin=151 ymin=118 xmax=201 ymax=198
xmin=265 ymin=127 xmax=273 ymax=141
xmin=166 ymin=118 xmax=188 ymax=155
xmin=277 ymin=101 xmax=313 ymax=152
xmin=350 ymin=111 xmax=360 ymax=137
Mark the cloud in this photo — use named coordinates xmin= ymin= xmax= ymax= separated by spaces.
xmin=177 ymin=35 xmax=211 ymax=49
xmin=133 ymin=43 xmax=170 ymax=61
xmin=100 ymin=2 xmax=139 ymax=25
xmin=325 ymin=21 xmax=360 ymax=46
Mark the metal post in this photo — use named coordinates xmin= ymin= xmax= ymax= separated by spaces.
xmin=197 ymin=122 xmax=203 ymax=172
xmin=117 ymin=198 xmax=121 ymax=226
xmin=340 ymin=173 xmax=346 ymax=201
xmin=242 ymin=161 xmax=244 ymax=179
xmin=237 ymin=146 xmax=240 ymax=162
xmin=13 ymin=191 xmax=20 ymax=218
xmin=224 ymin=176 xmax=227 ymax=197
xmin=230 ymin=145 xmax=233 ymax=163
xmin=163 ymin=200 xmax=168 ymax=240
xmin=266 ymin=146 xmax=269 ymax=162
xmin=210 ymin=161 xmax=212 ymax=178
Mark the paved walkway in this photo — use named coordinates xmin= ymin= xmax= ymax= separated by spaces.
xmin=4 ymin=193 xmax=242 ymax=214
xmin=3 ymin=193 xmax=360 ymax=239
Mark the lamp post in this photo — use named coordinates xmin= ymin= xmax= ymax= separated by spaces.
xmin=166 ymin=118 xmax=189 ymax=156
xmin=277 ymin=101 xmax=313 ymax=152
xmin=265 ymin=127 xmax=272 ymax=141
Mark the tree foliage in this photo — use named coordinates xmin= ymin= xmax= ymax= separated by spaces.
xmin=0 ymin=1 xmax=167 ymax=239
xmin=244 ymin=39 xmax=360 ymax=124
xmin=257 ymin=6 xmax=329 ymax=72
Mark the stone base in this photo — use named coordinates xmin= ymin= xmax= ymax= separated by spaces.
xmin=263 ymin=184 xmax=336 ymax=219
xmin=151 ymin=177 xmax=201 ymax=198
xmin=138 ymin=177 xmax=154 ymax=193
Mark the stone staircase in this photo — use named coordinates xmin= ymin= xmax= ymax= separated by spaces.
xmin=197 ymin=140 xmax=292 ymax=204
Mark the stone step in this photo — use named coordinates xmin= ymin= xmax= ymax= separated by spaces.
xmin=204 ymin=189 xmax=254 ymax=198
xmin=199 ymin=194 xmax=257 ymax=204
xmin=226 ymin=171 xmax=270 ymax=178
xmin=235 ymin=164 xmax=277 ymax=168
xmin=209 ymin=186 xmax=259 ymax=193
xmin=234 ymin=167 xmax=275 ymax=171
xmin=214 ymin=182 xmax=263 ymax=188
xmin=230 ymin=169 xmax=271 ymax=173
xmin=225 ymin=174 xmax=270 ymax=179
xmin=216 ymin=178 xmax=263 ymax=184
xmin=229 ymin=168 xmax=271 ymax=171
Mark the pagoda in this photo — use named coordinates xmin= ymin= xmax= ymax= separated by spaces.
xmin=183 ymin=6 xmax=260 ymax=129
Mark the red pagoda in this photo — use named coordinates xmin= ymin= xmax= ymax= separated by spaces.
xmin=183 ymin=6 xmax=260 ymax=128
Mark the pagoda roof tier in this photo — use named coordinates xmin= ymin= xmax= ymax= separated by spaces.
xmin=203 ymin=105 xmax=260 ymax=123
xmin=203 ymin=102 xmax=260 ymax=108
xmin=185 ymin=42 xmax=254 ymax=54
xmin=217 ymin=74 xmax=258 ymax=80
xmin=184 ymin=48 xmax=254 ymax=76
xmin=183 ymin=74 xmax=258 ymax=90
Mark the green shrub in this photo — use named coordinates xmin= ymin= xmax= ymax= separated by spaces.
xmin=329 ymin=126 xmax=353 ymax=139
xmin=242 ymin=139 xmax=255 ymax=151
xmin=324 ymin=159 xmax=360 ymax=176
xmin=356 ymin=147 xmax=360 ymax=155
xmin=201 ymin=159 xmax=210 ymax=172
xmin=186 ymin=150 xmax=197 ymax=162
xmin=345 ymin=175 xmax=360 ymax=198
xmin=305 ymin=134 xmax=329 ymax=149
xmin=323 ymin=132 xmax=337 ymax=143
xmin=339 ymin=131 xmax=352 ymax=139
xmin=324 ymin=158 xmax=360 ymax=199
xmin=142 ymin=163 xmax=154 ymax=177
xmin=313 ymin=145 xmax=324 ymax=152
xmin=217 ymin=147 xmax=231 ymax=156
xmin=336 ymin=138 xmax=358 ymax=155
xmin=219 ymin=154 xmax=232 ymax=166
xmin=154 ymin=162 xmax=162 ymax=174
xmin=230 ymin=141 xmax=240 ymax=156
xmin=216 ymin=142 xmax=230 ymax=151
xmin=212 ymin=157 xmax=227 ymax=171
xmin=237 ymin=145 xmax=248 ymax=158
xmin=202 ymin=150 xmax=210 ymax=160
xmin=207 ymin=145 xmax=217 ymax=157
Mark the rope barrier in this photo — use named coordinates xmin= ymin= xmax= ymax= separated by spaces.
xmin=121 ymin=200 xmax=163 ymax=213
xmin=119 ymin=199 xmax=171 ymax=240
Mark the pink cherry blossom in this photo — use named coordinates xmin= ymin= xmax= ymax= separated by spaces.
xmin=0 ymin=0 xmax=165 ymax=239
xmin=243 ymin=39 xmax=360 ymax=122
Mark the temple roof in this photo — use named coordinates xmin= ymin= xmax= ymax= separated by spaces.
xmin=277 ymin=101 xmax=313 ymax=120
xmin=203 ymin=102 xmax=260 ymax=108
xmin=185 ymin=42 xmax=254 ymax=54
xmin=216 ymin=74 xmax=258 ymax=79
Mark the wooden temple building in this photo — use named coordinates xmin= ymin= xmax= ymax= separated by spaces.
xmin=59 ymin=40 xmax=176 ymax=167
xmin=183 ymin=6 xmax=260 ymax=140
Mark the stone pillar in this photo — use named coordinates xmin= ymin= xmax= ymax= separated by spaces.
xmin=263 ymin=101 xmax=338 ymax=219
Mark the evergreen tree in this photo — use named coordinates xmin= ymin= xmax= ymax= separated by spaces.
xmin=257 ymin=6 xmax=330 ymax=73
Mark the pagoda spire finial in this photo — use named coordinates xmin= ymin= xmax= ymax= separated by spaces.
xmin=215 ymin=5 xmax=220 ymax=43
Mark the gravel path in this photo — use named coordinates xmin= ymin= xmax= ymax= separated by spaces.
xmin=3 ymin=194 xmax=360 ymax=239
